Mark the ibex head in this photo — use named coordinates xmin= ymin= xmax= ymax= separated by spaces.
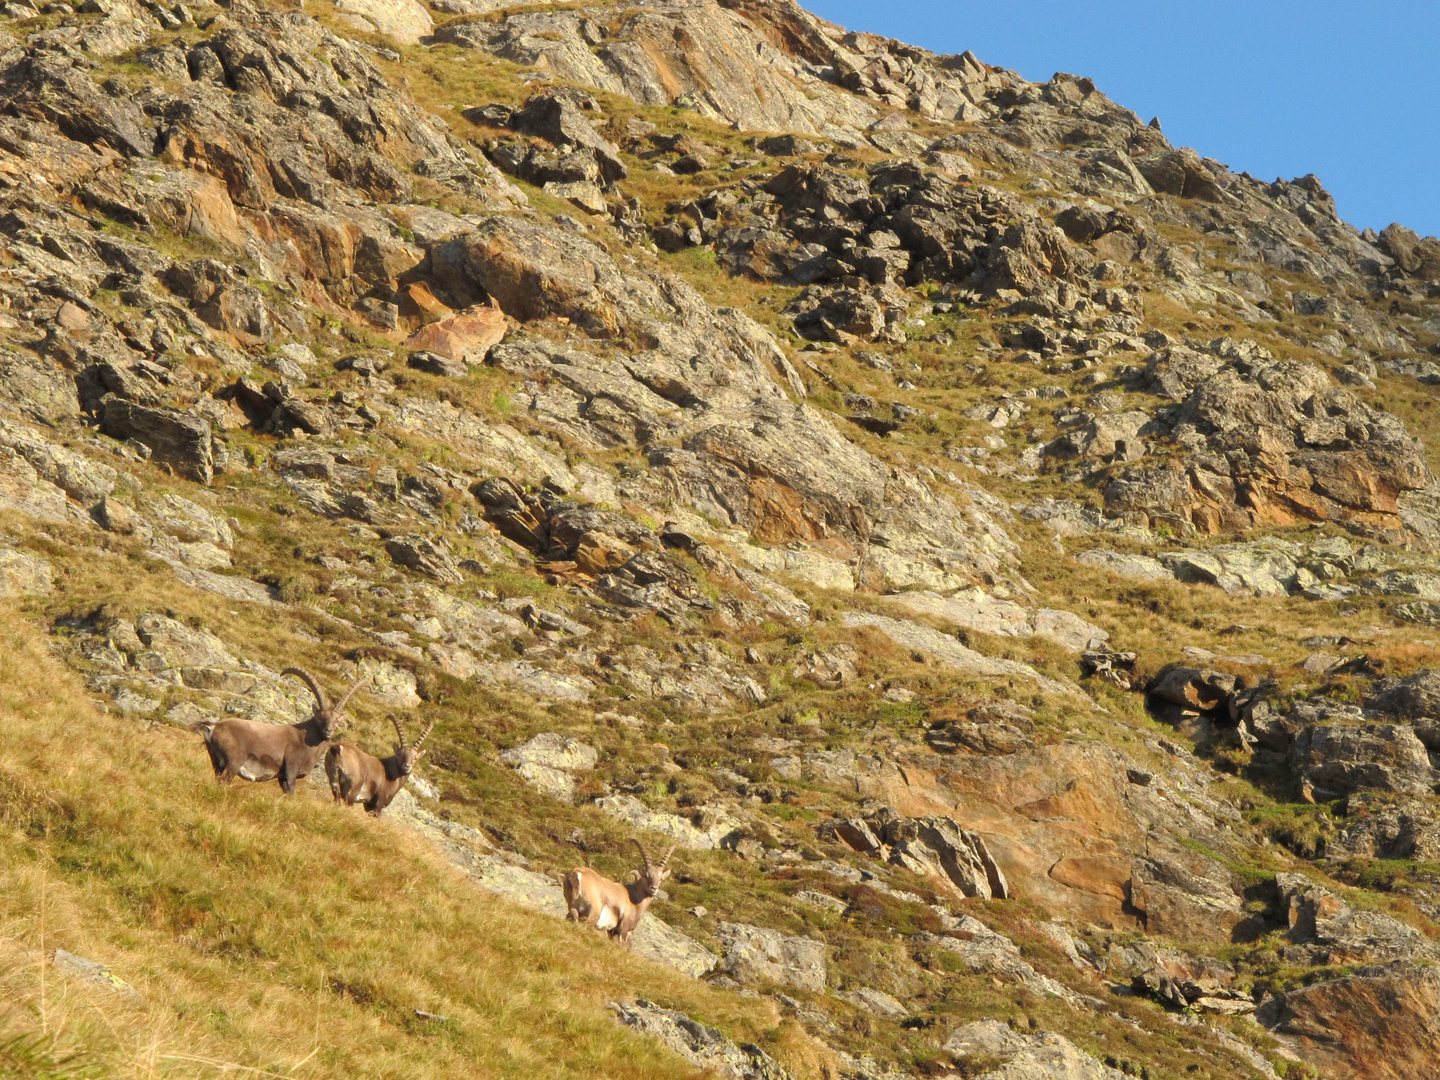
xmin=282 ymin=667 xmax=368 ymax=739
xmin=629 ymin=838 xmax=677 ymax=899
xmin=390 ymin=715 xmax=436 ymax=776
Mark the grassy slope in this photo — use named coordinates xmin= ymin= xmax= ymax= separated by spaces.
xmin=0 ymin=604 xmax=818 ymax=1080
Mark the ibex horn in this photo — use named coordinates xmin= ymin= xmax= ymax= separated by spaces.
xmin=331 ymin=675 xmax=369 ymax=724
xmin=658 ymin=844 xmax=677 ymax=872
xmin=631 ymin=837 xmax=653 ymax=872
xmin=281 ymin=667 xmax=329 ymax=713
xmin=390 ymin=714 xmax=406 ymax=750
xmin=414 ymin=720 xmax=436 ymax=751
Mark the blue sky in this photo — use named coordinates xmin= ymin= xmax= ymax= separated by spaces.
xmin=803 ymin=1 xmax=1440 ymax=238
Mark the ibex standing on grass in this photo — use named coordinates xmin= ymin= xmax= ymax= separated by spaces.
xmin=191 ymin=668 xmax=367 ymax=793
xmin=325 ymin=715 xmax=435 ymax=815
xmin=563 ymin=839 xmax=676 ymax=947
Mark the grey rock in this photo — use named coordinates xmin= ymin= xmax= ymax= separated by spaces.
xmin=1395 ymin=601 xmax=1440 ymax=626
xmin=1289 ymin=725 xmax=1438 ymax=798
xmin=101 ymin=399 xmax=214 ymax=484
xmin=1365 ymin=571 xmax=1440 ymax=601
xmin=1328 ymin=793 xmax=1440 ymax=863
xmin=595 ymin=794 xmax=740 ymax=850
xmin=51 ymin=949 xmax=140 ymax=1000
xmin=511 ymin=91 xmax=627 ymax=184
xmin=133 ymin=612 xmax=240 ymax=673
xmin=610 ymin=1000 xmax=790 ymax=1080
xmin=837 ymin=986 xmax=907 ymax=1020
xmin=919 ymin=916 xmax=1076 ymax=1002
xmin=385 ymin=535 xmax=463 ymax=584
xmin=837 ymin=612 xmax=1065 ymax=692
xmin=0 ymin=421 xmax=116 ymax=503
xmin=1276 ymin=872 xmax=1431 ymax=965
xmin=407 ymin=349 xmax=468 ymax=378
xmin=1370 ymin=670 xmax=1440 ymax=720
xmin=1128 ymin=844 xmax=1245 ymax=942
xmin=500 ymin=732 xmax=598 ymax=801
xmin=1075 ymin=548 xmax=1171 ymax=581
xmin=0 ymin=548 xmax=54 ymax=597
xmin=879 ymin=815 xmax=1009 ymax=900
xmin=1109 ymin=346 xmax=1429 ymax=542
xmin=794 ymin=890 xmax=848 ymax=913
xmin=714 ymin=921 xmax=826 ymax=993
xmin=886 ymin=589 xmax=1108 ymax=652
xmin=477 ymin=660 xmax=592 ymax=703
xmin=946 ymin=1022 xmax=1131 ymax=1079
xmin=172 ymin=566 xmax=277 ymax=606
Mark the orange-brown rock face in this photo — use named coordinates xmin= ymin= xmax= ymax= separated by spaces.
xmin=1259 ymin=964 xmax=1440 ymax=1080
xmin=794 ymin=739 xmax=1247 ymax=940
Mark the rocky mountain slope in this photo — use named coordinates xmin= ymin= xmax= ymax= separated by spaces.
xmin=4 ymin=0 xmax=1440 ymax=1077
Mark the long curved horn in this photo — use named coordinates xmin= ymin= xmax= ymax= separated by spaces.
xmin=390 ymin=714 xmax=406 ymax=750
xmin=414 ymin=719 xmax=436 ymax=750
xmin=657 ymin=844 xmax=677 ymax=872
xmin=281 ymin=667 xmax=329 ymax=713
xmin=630 ymin=837 xmax=652 ymax=873
xmin=332 ymin=675 xmax=369 ymax=720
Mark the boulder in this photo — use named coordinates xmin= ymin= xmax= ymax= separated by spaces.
xmin=838 ymin=986 xmax=906 ymax=1020
xmin=1275 ymin=872 xmax=1428 ymax=965
xmin=714 ymin=921 xmax=826 ymax=993
xmin=1134 ymin=147 xmax=1224 ymax=202
xmin=1378 ymin=223 xmax=1440 ymax=280
xmin=877 ymin=815 xmax=1010 ymax=900
xmin=1146 ymin=665 xmax=1235 ymax=713
xmin=0 ymin=422 xmax=117 ymax=503
xmin=511 ymin=92 xmax=626 ymax=184
xmin=407 ymin=350 xmax=468 ymax=379
xmin=133 ymin=613 xmax=240 ymax=673
xmin=1369 ymin=670 xmax=1440 ymax=721
xmin=838 ymin=612 xmax=1062 ymax=689
xmin=595 ymin=794 xmax=739 ymax=851
xmin=100 ymin=400 xmax=214 ymax=483
xmin=945 ymin=1019 xmax=1128 ymax=1079
xmin=51 ymin=949 xmax=140 ymax=1001
xmin=0 ymin=549 xmax=54 ymax=596
xmin=95 ymin=496 xmax=144 ymax=535
xmin=333 ymin=0 xmax=433 ymax=44
xmin=921 ymin=928 xmax=1078 ymax=1006
xmin=1288 ymin=725 xmax=1437 ymax=798
xmin=403 ymin=305 xmax=507 ymax=365
xmin=1327 ymin=792 xmax=1440 ymax=862
xmin=500 ymin=732 xmax=597 ymax=801
xmin=610 ymin=1001 xmax=790 ymax=1080
xmin=887 ymin=589 xmax=1108 ymax=652
xmin=1107 ymin=345 xmax=1430 ymax=542
xmin=384 ymin=535 xmax=464 ymax=584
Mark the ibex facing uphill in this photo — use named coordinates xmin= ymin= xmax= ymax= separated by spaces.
xmin=191 ymin=668 xmax=366 ymax=793
xmin=563 ymin=839 xmax=676 ymax=947
xmin=325 ymin=715 xmax=435 ymax=815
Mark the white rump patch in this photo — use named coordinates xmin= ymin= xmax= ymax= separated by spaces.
xmin=595 ymin=907 xmax=619 ymax=931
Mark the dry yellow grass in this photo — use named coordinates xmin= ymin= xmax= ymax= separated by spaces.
xmin=0 ymin=604 xmax=817 ymax=1080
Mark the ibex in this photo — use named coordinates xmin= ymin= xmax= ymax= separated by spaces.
xmin=191 ymin=668 xmax=367 ymax=793
xmin=563 ymin=839 xmax=676 ymax=947
xmin=324 ymin=715 xmax=435 ymax=815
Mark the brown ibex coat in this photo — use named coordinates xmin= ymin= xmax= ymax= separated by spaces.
xmin=563 ymin=839 xmax=676 ymax=947
xmin=192 ymin=668 xmax=366 ymax=794
xmin=325 ymin=715 xmax=435 ymax=815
